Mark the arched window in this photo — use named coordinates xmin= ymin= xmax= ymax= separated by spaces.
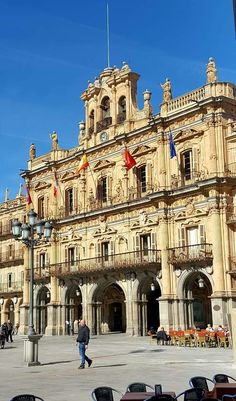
xmin=118 ymin=96 xmax=126 ymax=123
xmin=101 ymin=97 xmax=110 ymax=119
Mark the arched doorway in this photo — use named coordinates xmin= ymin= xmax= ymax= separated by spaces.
xmin=65 ymin=285 xmax=82 ymax=335
xmin=138 ymin=277 xmax=161 ymax=336
xmin=36 ymin=286 xmax=50 ymax=334
xmin=184 ymin=272 xmax=212 ymax=329
xmin=94 ymin=283 xmax=126 ymax=334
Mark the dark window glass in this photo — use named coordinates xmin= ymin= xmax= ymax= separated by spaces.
xmin=68 ymin=248 xmax=75 ymax=265
xmin=102 ymin=242 xmax=109 ymax=261
xmin=183 ymin=151 xmax=192 ymax=180
xmin=101 ymin=177 xmax=107 ymax=202
xmin=65 ymin=188 xmax=73 ymax=213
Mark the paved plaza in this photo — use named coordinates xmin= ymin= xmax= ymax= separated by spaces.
xmin=0 ymin=333 xmax=235 ymax=401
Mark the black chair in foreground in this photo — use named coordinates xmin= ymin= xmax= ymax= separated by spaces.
xmin=92 ymin=386 xmax=123 ymax=401
xmin=144 ymin=395 xmax=175 ymax=401
xmin=10 ymin=396 xmax=44 ymax=401
xmin=126 ymin=383 xmax=154 ymax=392
xmin=189 ymin=376 xmax=215 ymax=392
xmin=175 ymin=387 xmax=205 ymax=401
xmin=200 ymin=398 xmax=220 ymax=401
xmin=222 ymin=396 xmax=236 ymax=401
xmin=213 ymin=374 xmax=236 ymax=383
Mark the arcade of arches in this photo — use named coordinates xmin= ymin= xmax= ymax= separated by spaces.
xmin=9 ymin=270 xmax=214 ymax=336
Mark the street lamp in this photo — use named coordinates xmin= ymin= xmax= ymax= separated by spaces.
xmin=12 ymin=208 xmax=52 ymax=365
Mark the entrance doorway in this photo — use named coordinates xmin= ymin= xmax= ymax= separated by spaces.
xmin=36 ymin=286 xmax=50 ymax=334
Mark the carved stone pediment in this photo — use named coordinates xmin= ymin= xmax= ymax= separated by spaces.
xmin=131 ymin=218 xmax=157 ymax=230
xmin=61 ymin=171 xmax=76 ymax=182
xmin=93 ymin=227 xmax=117 ymax=237
xmin=174 ymin=128 xmax=203 ymax=143
xmin=132 ymin=145 xmax=156 ymax=157
xmin=93 ymin=159 xmax=115 ymax=171
xmin=34 ymin=181 xmax=51 ymax=191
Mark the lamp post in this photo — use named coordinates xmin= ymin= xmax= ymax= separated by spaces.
xmin=12 ymin=209 xmax=52 ymax=365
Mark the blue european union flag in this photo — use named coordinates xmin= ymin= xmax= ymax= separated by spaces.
xmin=170 ymin=131 xmax=177 ymax=158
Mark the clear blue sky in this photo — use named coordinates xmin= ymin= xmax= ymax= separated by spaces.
xmin=0 ymin=0 xmax=235 ymax=202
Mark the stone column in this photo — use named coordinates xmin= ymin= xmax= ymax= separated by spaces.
xmin=206 ymin=118 xmax=217 ymax=176
xmin=132 ymin=300 xmax=139 ymax=336
xmin=208 ymin=205 xmax=225 ymax=326
xmin=159 ymin=212 xmax=172 ymax=329
xmin=232 ymin=308 xmax=236 ymax=367
xmin=158 ymin=133 xmax=166 ymax=189
xmin=45 ymin=238 xmax=58 ymax=335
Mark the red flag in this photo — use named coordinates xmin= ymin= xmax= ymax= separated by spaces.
xmin=125 ymin=148 xmax=136 ymax=170
xmin=26 ymin=185 xmax=32 ymax=205
xmin=53 ymin=172 xmax=58 ymax=197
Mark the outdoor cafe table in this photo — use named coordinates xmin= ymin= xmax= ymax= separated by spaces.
xmin=120 ymin=391 xmax=176 ymax=401
xmin=209 ymin=383 xmax=236 ymax=399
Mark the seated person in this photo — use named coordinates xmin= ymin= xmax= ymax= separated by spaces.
xmin=147 ymin=327 xmax=156 ymax=336
xmin=206 ymin=323 xmax=214 ymax=332
xmin=156 ymin=327 xmax=170 ymax=344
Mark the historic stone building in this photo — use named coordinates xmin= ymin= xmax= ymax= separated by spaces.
xmin=0 ymin=58 xmax=236 ymax=336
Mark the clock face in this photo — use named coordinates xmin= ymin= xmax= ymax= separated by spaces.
xmin=100 ymin=131 xmax=108 ymax=142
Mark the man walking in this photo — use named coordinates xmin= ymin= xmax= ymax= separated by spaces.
xmin=76 ymin=319 xmax=92 ymax=369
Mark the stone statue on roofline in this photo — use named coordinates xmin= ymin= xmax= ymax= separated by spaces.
xmin=160 ymin=78 xmax=172 ymax=103
xmin=29 ymin=143 xmax=36 ymax=160
xmin=206 ymin=57 xmax=218 ymax=84
xmin=51 ymin=131 xmax=59 ymax=151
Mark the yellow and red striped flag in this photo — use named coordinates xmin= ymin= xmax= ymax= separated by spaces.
xmin=76 ymin=154 xmax=89 ymax=176
xmin=25 ymin=185 xmax=32 ymax=205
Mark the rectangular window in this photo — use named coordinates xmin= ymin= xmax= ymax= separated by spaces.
xmin=137 ymin=166 xmax=147 ymax=193
xmin=38 ymin=197 xmax=45 ymax=219
xmin=68 ymin=247 xmax=75 ymax=266
xmin=102 ymin=242 xmax=109 ymax=261
xmin=101 ymin=177 xmax=107 ymax=202
xmin=182 ymin=150 xmax=192 ymax=181
xmin=8 ymin=273 xmax=12 ymax=288
xmin=65 ymin=188 xmax=73 ymax=213
xmin=140 ymin=234 xmax=150 ymax=257
xmin=9 ymin=244 xmax=13 ymax=258
xmin=40 ymin=253 xmax=46 ymax=268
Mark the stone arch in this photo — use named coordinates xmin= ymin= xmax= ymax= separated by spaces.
xmin=177 ymin=269 xmax=213 ymax=329
xmin=90 ymin=277 xmax=127 ymax=334
xmin=136 ymin=271 xmax=162 ymax=335
xmin=64 ymin=283 xmax=82 ymax=334
xmin=35 ymin=285 xmax=51 ymax=334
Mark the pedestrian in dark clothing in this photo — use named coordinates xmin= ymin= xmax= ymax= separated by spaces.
xmin=76 ymin=319 xmax=92 ymax=369
xmin=1 ymin=322 xmax=8 ymax=342
xmin=7 ymin=320 xmax=13 ymax=342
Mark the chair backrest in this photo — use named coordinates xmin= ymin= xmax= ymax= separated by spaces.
xmin=145 ymin=395 xmax=175 ymax=401
xmin=127 ymin=383 xmax=154 ymax=392
xmin=189 ymin=376 xmax=214 ymax=392
xmin=10 ymin=396 xmax=44 ymax=401
xmin=214 ymin=374 xmax=236 ymax=383
xmin=222 ymin=395 xmax=236 ymax=401
xmin=183 ymin=388 xmax=205 ymax=401
xmin=92 ymin=387 xmax=122 ymax=401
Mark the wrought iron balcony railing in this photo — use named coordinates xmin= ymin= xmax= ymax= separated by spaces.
xmin=96 ymin=117 xmax=112 ymax=133
xmin=168 ymin=243 xmax=213 ymax=267
xmin=0 ymin=281 xmax=24 ymax=293
xmin=0 ymin=250 xmax=24 ymax=265
xmin=49 ymin=249 xmax=161 ymax=278
xmin=117 ymin=113 xmax=126 ymax=124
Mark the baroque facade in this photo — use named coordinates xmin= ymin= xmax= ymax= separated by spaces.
xmin=0 ymin=58 xmax=236 ymax=336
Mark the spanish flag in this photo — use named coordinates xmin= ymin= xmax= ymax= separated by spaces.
xmin=76 ymin=154 xmax=89 ymax=176
xmin=26 ymin=185 xmax=32 ymax=205
xmin=125 ymin=148 xmax=136 ymax=170
xmin=53 ymin=172 xmax=58 ymax=198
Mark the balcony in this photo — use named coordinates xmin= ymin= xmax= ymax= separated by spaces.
xmin=25 ymin=265 xmax=50 ymax=283
xmin=88 ymin=125 xmax=94 ymax=135
xmin=50 ymin=249 xmax=161 ymax=278
xmin=117 ymin=113 xmax=126 ymax=124
xmin=96 ymin=117 xmax=112 ymax=133
xmin=168 ymin=243 xmax=213 ymax=268
xmin=226 ymin=206 xmax=236 ymax=224
xmin=0 ymin=281 xmax=23 ymax=293
xmin=0 ymin=250 xmax=24 ymax=266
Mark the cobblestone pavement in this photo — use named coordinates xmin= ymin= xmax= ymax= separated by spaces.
xmin=0 ymin=334 xmax=235 ymax=401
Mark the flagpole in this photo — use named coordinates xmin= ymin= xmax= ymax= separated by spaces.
xmin=106 ymin=3 xmax=110 ymax=68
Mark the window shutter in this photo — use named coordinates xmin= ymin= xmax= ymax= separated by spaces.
xmin=65 ymin=247 xmax=68 ymax=262
xmin=96 ymin=242 xmax=101 ymax=258
xmin=96 ymin=180 xmax=102 ymax=202
xmin=151 ymin=232 xmax=156 ymax=249
xmin=108 ymin=176 xmax=113 ymax=202
xmin=45 ymin=252 xmax=49 ymax=267
xmin=146 ymin=163 xmax=152 ymax=192
xmin=199 ymin=224 xmax=205 ymax=250
xmin=193 ymin=148 xmax=199 ymax=179
xmin=178 ymin=227 xmax=186 ymax=248
xmin=110 ymin=240 xmax=115 ymax=255
xmin=74 ymin=188 xmax=78 ymax=213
